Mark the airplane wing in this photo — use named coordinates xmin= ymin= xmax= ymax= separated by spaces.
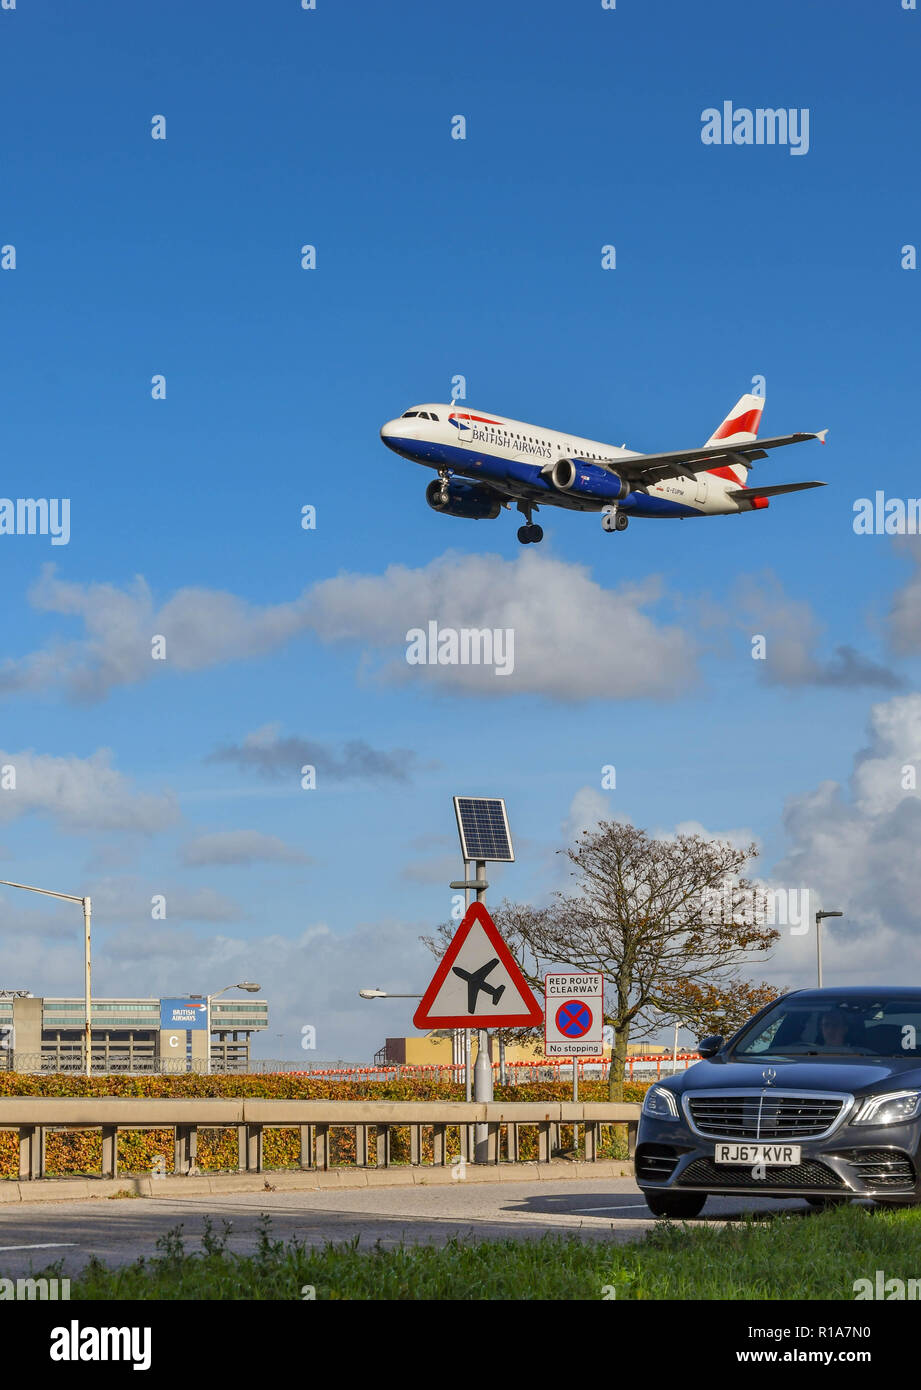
xmin=731 ymin=480 xmax=827 ymax=500
xmin=609 ymin=430 xmax=828 ymax=485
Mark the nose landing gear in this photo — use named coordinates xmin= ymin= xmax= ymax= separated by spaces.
xmin=602 ymin=506 xmax=629 ymax=533
xmin=436 ymin=467 xmax=452 ymax=506
xmin=516 ymin=501 xmax=543 ymax=544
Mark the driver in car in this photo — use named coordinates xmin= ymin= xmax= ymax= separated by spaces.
xmin=819 ymin=1010 xmax=850 ymax=1048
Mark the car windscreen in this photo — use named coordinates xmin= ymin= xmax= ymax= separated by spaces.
xmin=732 ymin=995 xmax=921 ymax=1059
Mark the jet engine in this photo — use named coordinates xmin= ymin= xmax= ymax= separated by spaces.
xmin=543 ymin=458 xmax=630 ymax=501
xmin=425 ymin=478 xmax=502 ymax=520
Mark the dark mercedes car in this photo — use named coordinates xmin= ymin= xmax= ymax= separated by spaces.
xmin=636 ymin=987 xmax=921 ymax=1217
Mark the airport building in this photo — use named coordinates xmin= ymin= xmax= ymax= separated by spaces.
xmin=0 ymin=993 xmax=269 ymax=1073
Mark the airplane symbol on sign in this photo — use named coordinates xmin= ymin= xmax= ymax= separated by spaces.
xmin=452 ymin=958 xmax=506 ymax=1012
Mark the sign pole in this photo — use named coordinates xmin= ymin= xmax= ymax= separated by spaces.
xmin=464 ymin=860 xmax=472 ymax=1102
xmin=473 ymin=861 xmax=493 ymax=1162
xmin=83 ymin=896 xmax=92 ymax=1078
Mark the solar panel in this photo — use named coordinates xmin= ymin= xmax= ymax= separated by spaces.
xmin=453 ymin=797 xmax=514 ymax=863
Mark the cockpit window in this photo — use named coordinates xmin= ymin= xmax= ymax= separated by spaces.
xmin=429 ymin=412 xmax=439 ymax=421
xmin=401 ymin=411 xmax=418 ymax=418
xmin=418 ymin=412 xmax=431 ymax=419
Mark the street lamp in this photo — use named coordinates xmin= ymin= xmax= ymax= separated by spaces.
xmin=0 ymin=879 xmax=92 ymax=1076
xmin=206 ymin=981 xmax=261 ymax=1075
xmin=358 ymin=989 xmax=422 ymax=999
xmin=815 ymin=910 xmax=843 ymax=988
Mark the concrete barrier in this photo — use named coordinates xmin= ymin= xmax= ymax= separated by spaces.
xmin=0 ymin=1098 xmax=641 ymax=1182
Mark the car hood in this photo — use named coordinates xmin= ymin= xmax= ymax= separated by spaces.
xmin=668 ymin=1055 xmax=921 ymax=1097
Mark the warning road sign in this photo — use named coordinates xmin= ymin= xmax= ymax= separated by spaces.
xmin=414 ymin=902 xmax=543 ymax=1029
xmin=544 ymin=972 xmax=604 ymax=1057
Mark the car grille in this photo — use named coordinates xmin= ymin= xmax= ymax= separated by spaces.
xmin=635 ymin=1145 xmax=681 ymax=1182
xmin=687 ymin=1092 xmax=846 ymax=1140
xmin=678 ymin=1157 xmax=845 ymax=1190
xmin=833 ymin=1148 xmax=916 ymax=1189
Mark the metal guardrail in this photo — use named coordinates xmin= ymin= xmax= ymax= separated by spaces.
xmin=0 ymin=1098 xmax=642 ymax=1180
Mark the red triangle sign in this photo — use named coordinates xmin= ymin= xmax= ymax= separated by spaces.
xmin=414 ymin=901 xmax=543 ymax=1029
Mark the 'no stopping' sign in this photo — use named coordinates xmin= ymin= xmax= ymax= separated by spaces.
xmin=544 ymin=972 xmax=604 ymax=1056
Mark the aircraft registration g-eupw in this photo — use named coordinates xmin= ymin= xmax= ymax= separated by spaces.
xmin=380 ymin=392 xmax=827 ymax=543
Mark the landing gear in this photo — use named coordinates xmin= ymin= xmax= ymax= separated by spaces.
xmin=516 ymin=501 xmax=543 ymax=544
xmin=602 ymin=506 xmax=629 ymax=533
xmin=436 ymin=467 xmax=452 ymax=506
xmin=517 ymin=524 xmax=544 ymax=544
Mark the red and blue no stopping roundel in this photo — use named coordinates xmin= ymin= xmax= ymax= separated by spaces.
xmin=555 ymin=999 xmax=593 ymax=1039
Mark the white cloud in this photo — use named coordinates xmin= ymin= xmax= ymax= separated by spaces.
xmin=887 ymin=537 xmax=921 ymax=655
xmin=562 ymin=786 xmax=617 ymax=844
xmin=308 ymin=551 xmax=697 ymax=699
xmin=0 ymin=748 xmax=178 ymax=834
xmin=76 ymin=918 xmax=428 ymax=1062
xmin=737 ymin=573 xmax=901 ymax=689
xmin=768 ymin=694 xmax=921 ymax=979
xmin=84 ymin=877 xmax=246 ymax=924
xmin=0 ymin=553 xmax=696 ymax=704
xmin=0 ymin=568 xmax=313 ymax=702
xmin=180 ymin=830 xmax=312 ymax=867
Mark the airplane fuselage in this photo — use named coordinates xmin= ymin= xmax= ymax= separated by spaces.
xmin=380 ymin=404 xmax=766 ymax=519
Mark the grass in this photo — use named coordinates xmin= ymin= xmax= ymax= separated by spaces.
xmin=42 ymin=1203 xmax=921 ymax=1300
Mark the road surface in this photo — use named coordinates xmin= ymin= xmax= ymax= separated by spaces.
xmin=0 ymin=1176 xmax=822 ymax=1279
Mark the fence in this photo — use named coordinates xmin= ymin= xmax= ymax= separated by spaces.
xmin=1 ymin=1054 xmax=698 ymax=1081
xmin=0 ymin=1098 xmax=642 ymax=1180
xmin=279 ymin=1055 xmax=700 ymax=1083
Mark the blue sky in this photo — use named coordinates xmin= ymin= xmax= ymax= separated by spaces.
xmin=1 ymin=0 xmax=920 ymax=1060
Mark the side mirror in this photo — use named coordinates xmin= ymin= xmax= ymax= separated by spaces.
xmin=697 ymin=1034 xmax=724 ymax=1058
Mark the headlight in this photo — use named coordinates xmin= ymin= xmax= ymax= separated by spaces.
xmin=642 ymin=1084 xmax=679 ymax=1120
xmin=852 ymin=1090 xmax=921 ymax=1126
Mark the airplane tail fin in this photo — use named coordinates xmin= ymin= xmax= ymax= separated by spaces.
xmin=703 ymin=392 xmax=765 ymax=484
xmin=704 ymin=392 xmax=765 ymax=448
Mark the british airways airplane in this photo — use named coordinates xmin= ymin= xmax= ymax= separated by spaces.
xmin=380 ymin=392 xmax=827 ymax=543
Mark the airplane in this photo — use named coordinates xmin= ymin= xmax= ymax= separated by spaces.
xmin=452 ymin=959 xmax=506 ymax=1012
xmin=380 ymin=391 xmax=828 ymax=543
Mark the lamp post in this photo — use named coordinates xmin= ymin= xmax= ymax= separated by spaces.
xmin=0 ymin=879 xmax=92 ymax=1076
xmin=815 ymin=910 xmax=843 ymax=988
xmin=206 ymin=982 xmax=260 ymax=1074
xmin=358 ymin=991 xmax=423 ymax=1072
xmin=358 ymin=990 xmax=423 ymax=999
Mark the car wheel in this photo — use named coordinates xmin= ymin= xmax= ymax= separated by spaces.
xmin=642 ymin=1190 xmax=707 ymax=1219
